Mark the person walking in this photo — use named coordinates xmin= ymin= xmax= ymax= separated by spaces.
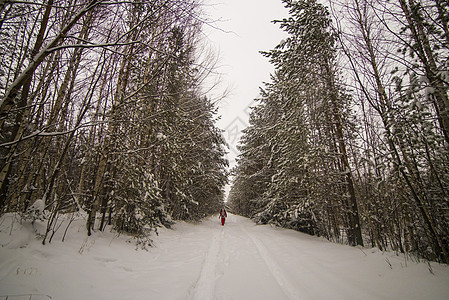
xmin=219 ymin=208 xmax=227 ymax=226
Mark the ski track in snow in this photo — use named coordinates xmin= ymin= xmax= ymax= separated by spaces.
xmin=240 ymin=225 xmax=303 ymax=300
xmin=189 ymin=227 xmax=223 ymax=300
xmin=189 ymin=217 xmax=290 ymax=300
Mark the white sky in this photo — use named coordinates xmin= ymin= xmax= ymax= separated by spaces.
xmin=203 ymin=0 xmax=288 ymax=168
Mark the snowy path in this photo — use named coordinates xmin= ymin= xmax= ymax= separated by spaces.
xmin=1 ymin=213 xmax=449 ymax=299
xmin=240 ymin=224 xmax=302 ymax=299
xmin=161 ymin=214 xmax=448 ymax=300
xmin=189 ymin=227 xmax=222 ymax=299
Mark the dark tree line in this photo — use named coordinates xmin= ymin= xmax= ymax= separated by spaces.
xmin=0 ymin=0 xmax=228 ymax=244
xmin=229 ymin=0 xmax=449 ymax=263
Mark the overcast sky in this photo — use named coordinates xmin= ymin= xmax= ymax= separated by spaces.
xmin=203 ymin=0 xmax=288 ymax=168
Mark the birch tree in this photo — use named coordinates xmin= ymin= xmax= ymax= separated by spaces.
xmin=0 ymin=0 xmax=228 ymax=246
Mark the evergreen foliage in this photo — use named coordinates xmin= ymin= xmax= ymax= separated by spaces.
xmin=229 ymin=0 xmax=449 ymax=262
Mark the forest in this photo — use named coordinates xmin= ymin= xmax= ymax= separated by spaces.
xmin=0 ymin=0 xmax=228 ymax=245
xmin=228 ymin=0 xmax=449 ymax=263
xmin=1 ymin=0 xmax=448 ymax=265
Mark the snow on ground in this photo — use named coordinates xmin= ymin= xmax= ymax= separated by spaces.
xmin=0 ymin=213 xmax=448 ymax=300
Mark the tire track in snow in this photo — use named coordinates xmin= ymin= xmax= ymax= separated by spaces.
xmin=241 ymin=225 xmax=305 ymax=300
xmin=189 ymin=228 xmax=223 ymax=300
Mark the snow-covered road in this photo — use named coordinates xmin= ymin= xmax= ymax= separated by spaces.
xmin=184 ymin=214 xmax=449 ymax=300
xmin=1 ymin=213 xmax=449 ymax=299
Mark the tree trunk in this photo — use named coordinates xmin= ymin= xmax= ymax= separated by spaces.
xmin=398 ymin=0 xmax=449 ymax=146
xmin=323 ymin=56 xmax=364 ymax=246
xmin=0 ymin=0 xmax=99 ymax=122
xmin=348 ymin=0 xmax=448 ymax=261
xmin=0 ymin=0 xmax=53 ymax=208
xmin=0 ymin=0 xmax=99 ymax=207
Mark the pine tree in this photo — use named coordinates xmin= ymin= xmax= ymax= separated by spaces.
xmin=230 ymin=0 xmax=364 ymax=246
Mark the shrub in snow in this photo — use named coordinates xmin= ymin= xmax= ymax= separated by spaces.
xmin=23 ymin=199 xmax=47 ymax=223
xmin=112 ymin=173 xmax=173 ymax=248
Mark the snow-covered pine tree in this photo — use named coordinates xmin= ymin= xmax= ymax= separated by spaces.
xmin=231 ymin=0 xmax=364 ymax=246
xmin=229 ymin=81 xmax=283 ymax=218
